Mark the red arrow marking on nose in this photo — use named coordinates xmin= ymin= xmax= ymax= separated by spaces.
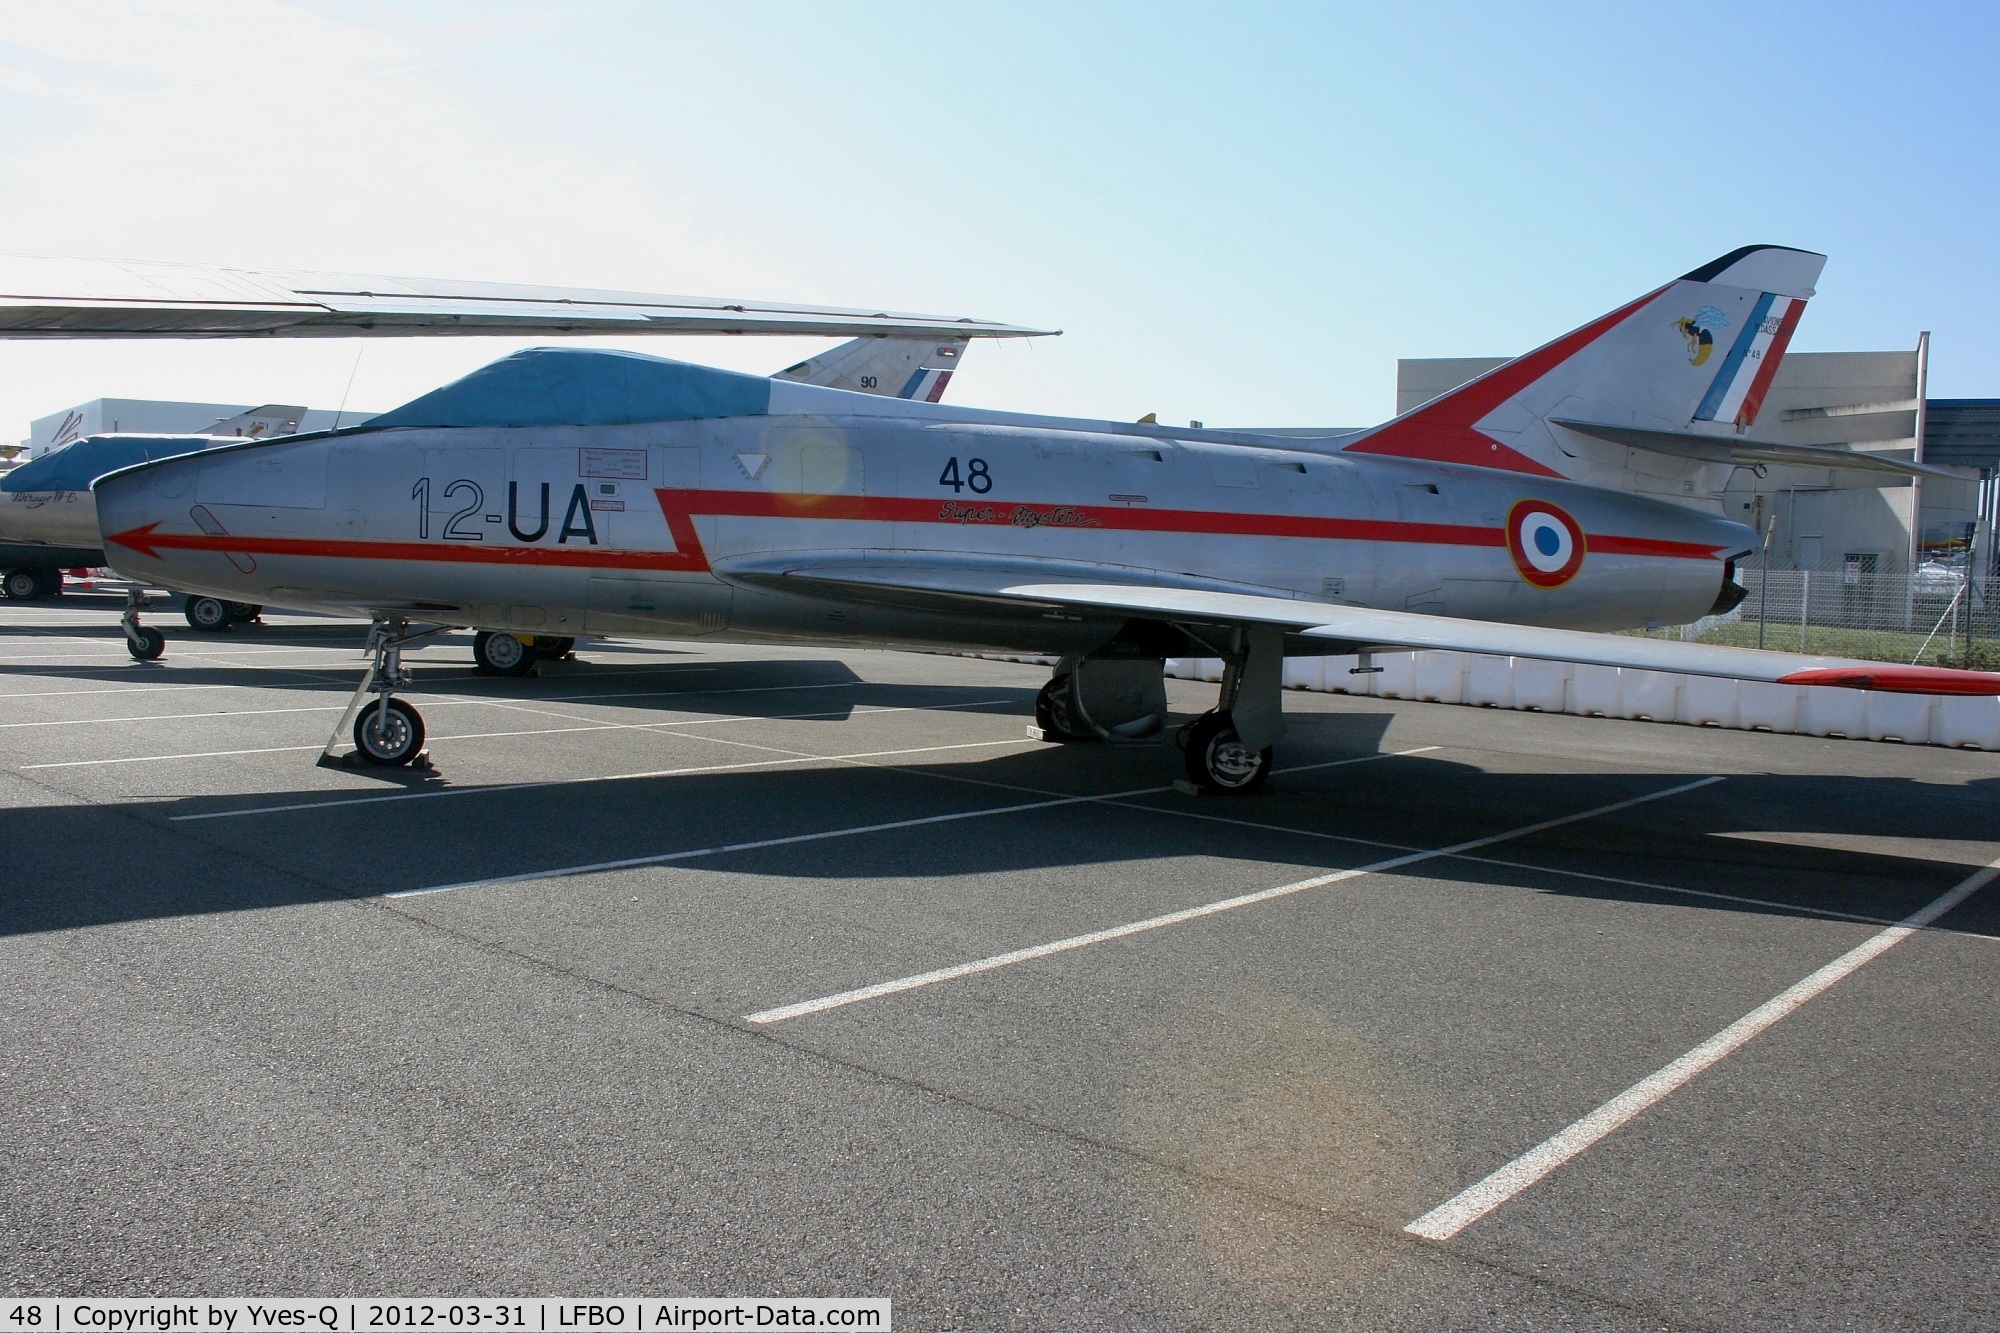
xmin=100 ymin=523 xmax=710 ymax=571
xmin=105 ymin=523 xmax=166 ymax=560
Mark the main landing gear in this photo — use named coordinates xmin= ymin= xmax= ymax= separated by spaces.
xmin=1033 ymin=625 xmax=1288 ymax=794
xmin=183 ymin=597 xmax=263 ymax=632
xmin=2 ymin=569 xmax=60 ymax=600
xmin=472 ymin=631 xmax=576 ymax=677
xmin=324 ymin=616 xmax=447 ymax=768
xmin=1176 ymin=711 xmax=1272 ymax=792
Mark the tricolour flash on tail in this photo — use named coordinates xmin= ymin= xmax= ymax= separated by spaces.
xmin=1687 ymin=287 xmax=1806 ymax=427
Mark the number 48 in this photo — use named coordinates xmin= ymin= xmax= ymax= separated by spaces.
xmin=938 ymin=456 xmax=992 ymax=494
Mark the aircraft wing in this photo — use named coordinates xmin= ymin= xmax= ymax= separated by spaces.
xmin=719 ymin=555 xmax=2000 ymax=696
xmin=0 ymin=253 xmax=1057 ymax=340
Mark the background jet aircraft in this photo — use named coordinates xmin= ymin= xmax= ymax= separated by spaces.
xmin=87 ymin=246 xmax=2000 ymax=790
xmin=0 ymin=250 xmax=1032 ymax=605
xmin=0 ymin=404 xmax=307 ymax=601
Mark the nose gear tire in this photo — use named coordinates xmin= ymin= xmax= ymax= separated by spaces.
xmin=126 ymin=626 xmax=166 ymax=661
xmin=353 ymin=697 xmax=426 ymax=766
xmin=1182 ymin=711 xmax=1272 ymax=792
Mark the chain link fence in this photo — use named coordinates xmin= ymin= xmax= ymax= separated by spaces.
xmin=1630 ymin=565 xmax=2000 ymax=669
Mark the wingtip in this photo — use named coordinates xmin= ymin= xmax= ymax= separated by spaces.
xmin=1778 ymin=665 xmax=2000 ymax=695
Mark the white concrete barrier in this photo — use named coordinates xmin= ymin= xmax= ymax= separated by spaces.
xmin=1414 ymin=651 xmax=1468 ymax=704
xmin=1938 ymin=695 xmax=2000 ymax=750
xmin=1678 ymin=674 xmax=1741 ymax=729
xmin=1155 ymin=652 xmax=1998 ymax=752
xmin=1511 ymin=657 xmax=1570 ymax=712
xmin=1799 ymin=686 xmax=1869 ymax=739
xmin=1465 ymin=654 xmax=1514 ymax=708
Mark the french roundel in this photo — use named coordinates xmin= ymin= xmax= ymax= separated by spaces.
xmin=1506 ymin=499 xmax=1586 ymax=588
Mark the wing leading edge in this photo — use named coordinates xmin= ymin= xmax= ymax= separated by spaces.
xmin=0 ymin=253 xmax=1057 ymax=340
xmin=718 ymin=556 xmax=2000 ymax=696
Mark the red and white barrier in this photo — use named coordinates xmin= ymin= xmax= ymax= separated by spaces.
xmin=1164 ymin=653 xmax=2000 ymax=751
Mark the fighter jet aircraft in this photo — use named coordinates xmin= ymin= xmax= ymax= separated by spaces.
xmin=83 ymin=245 xmax=2000 ymax=789
xmin=0 ymin=333 xmax=973 ymax=612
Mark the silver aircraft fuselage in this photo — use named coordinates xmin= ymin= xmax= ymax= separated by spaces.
xmin=93 ymin=408 xmax=1753 ymax=658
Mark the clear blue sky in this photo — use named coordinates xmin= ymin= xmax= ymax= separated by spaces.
xmin=3 ymin=1 xmax=1997 ymax=438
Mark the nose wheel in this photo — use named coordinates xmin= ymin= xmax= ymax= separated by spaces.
xmin=353 ymin=697 xmax=426 ymax=766
xmin=120 ymin=587 xmax=166 ymax=661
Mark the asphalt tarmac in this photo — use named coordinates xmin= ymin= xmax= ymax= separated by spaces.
xmin=2 ymin=597 xmax=1995 ymax=1330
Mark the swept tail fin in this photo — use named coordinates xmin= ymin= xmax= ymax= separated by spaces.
xmin=201 ymin=404 xmax=308 ymax=438
xmin=774 ymin=336 xmax=969 ymax=400
xmin=1341 ymin=246 xmax=1827 ymax=490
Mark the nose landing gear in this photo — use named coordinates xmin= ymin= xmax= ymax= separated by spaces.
xmin=121 ymin=588 xmax=166 ymax=661
xmin=323 ymin=615 xmax=446 ymax=769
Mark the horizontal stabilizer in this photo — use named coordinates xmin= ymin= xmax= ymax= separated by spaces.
xmin=1550 ymin=418 xmax=1961 ymax=480
xmin=0 ymin=253 xmax=1058 ymax=341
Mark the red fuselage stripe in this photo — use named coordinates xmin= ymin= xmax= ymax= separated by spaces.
xmin=654 ymin=489 xmax=1724 ymax=559
xmin=106 ymin=489 xmax=1725 ymax=570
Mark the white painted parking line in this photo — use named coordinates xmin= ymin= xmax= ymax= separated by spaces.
xmin=17 ymin=697 xmax=1016 ymax=769
xmin=1402 ymin=853 xmax=2000 ymax=1243
xmin=743 ymin=776 xmax=1724 ymax=1024
xmin=0 ymin=643 xmax=369 ymax=662
xmin=23 ymin=742 xmax=332 ymax=765
xmin=0 ymin=703 xmax=350 ymax=729
xmin=0 ymin=682 xmax=244 ymax=701
xmin=176 ymin=738 xmax=1039 ymax=821
xmin=1452 ymin=853 xmax=1923 ymax=931
xmin=1080 ymin=796 xmax=1932 ymax=933
xmin=388 ymin=780 xmax=1183 ymax=899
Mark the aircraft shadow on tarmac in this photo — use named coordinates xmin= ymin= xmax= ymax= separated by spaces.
xmin=0 ymin=642 xmax=889 ymax=724
xmin=2 ymin=704 xmax=1994 ymax=941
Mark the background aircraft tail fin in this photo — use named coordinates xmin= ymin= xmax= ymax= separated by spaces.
xmin=202 ymin=404 xmax=308 ymax=438
xmin=1340 ymin=246 xmax=1827 ymax=493
xmin=774 ymin=336 xmax=969 ymax=400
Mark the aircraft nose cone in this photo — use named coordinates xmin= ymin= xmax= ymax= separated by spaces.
xmin=93 ymin=450 xmax=237 ymax=591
